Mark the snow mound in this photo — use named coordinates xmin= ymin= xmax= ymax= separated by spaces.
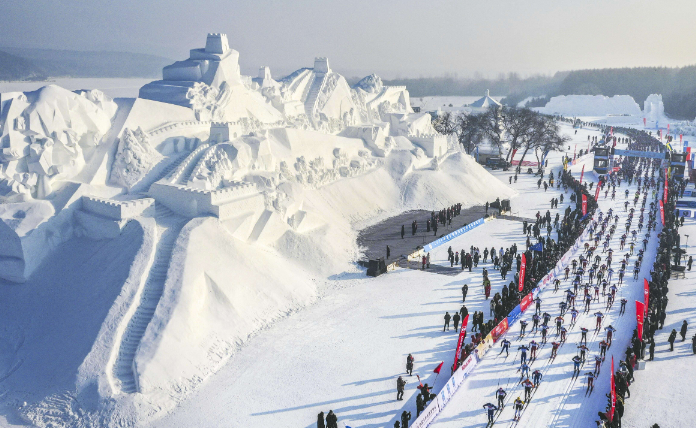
xmin=539 ymin=95 xmax=641 ymax=116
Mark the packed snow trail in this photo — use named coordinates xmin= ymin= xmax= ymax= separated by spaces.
xmin=431 ymin=140 xmax=661 ymax=428
xmin=113 ymin=204 xmax=188 ymax=393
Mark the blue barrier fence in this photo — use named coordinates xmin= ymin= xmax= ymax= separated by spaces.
xmin=423 ymin=218 xmax=485 ymax=253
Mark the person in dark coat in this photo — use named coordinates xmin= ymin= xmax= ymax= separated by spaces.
xmin=680 ymin=320 xmax=688 ymax=341
xmin=416 ymin=394 xmax=425 ymax=417
xmin=396 ymin=376 xmax=406 ymax=400
xmin=387 ymin=245 xmax=391 ymax=259
xmin=401 ymin=225 xmax=405 ymax=239
xmin=453 ymin=312 xmax=461 ymax=332
xmin=692 ymin=334 xmax=696 ymax=354
xmin=668 ymin=329 xmax=677 ymax=351
xmin=326 ymin=410 xmax=338 ymax=428
xmin=317 ymin=412 xmax=325 ymax=428
xmin=649 ymin=339 xmax=655 ymax=360
xmin=406 ymin=354 xmax=414 ymax=375
xmin=462 ymin=284 xmax=468 ymax=302
xmin=401 ymin=411 xmax=412 ymax=428
xmin=444 ymin=312 xmax=451 ymax=331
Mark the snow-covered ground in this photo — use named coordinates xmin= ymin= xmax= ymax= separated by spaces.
xmin=621 ymin=221 xmax=696 ymax=428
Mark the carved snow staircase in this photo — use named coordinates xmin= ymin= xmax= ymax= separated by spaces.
xmin=112 ymin=203 xmax=187 ymax=393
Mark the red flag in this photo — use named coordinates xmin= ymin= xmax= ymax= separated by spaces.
xmin=644 ymin=279 xmax=650 ymax=311
xmin=609 ymin=357 xmax=616 ymax=421
xmin=680 ymin=134 xmax=683 ymax=144
xmin=594 ymin=183 xmax=601 ymax=201
xmin=636 ymin=301 xmax=645 ymax=341
xmin=454 ymin=315 xmax=469 ymax=370
xmin=580 ymin=165 xmax=585 ymax=184
xmin=433 ymin=361 xmax=444 ymax=374
xmin=519 ymin=254 xmax=526 ymax=292
xmin=659 ymin=200 xmax=665 ymax=225
xmin=643 ymin=117 xmax=647 ymax=126
xmin=582 ymin=194 xmax=588 ymax=216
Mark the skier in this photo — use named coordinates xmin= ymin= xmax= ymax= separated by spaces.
xmin=519 ymin=362 xmax=530 ymax=379
xmin=444 ymin=312 xmax=451 ymax=332
xmin=406 ymin=354 xmax=414 ymax=375
xmin=530 ymin=340 xmax=539 ymax=360
xmin=550 ymin=341 xmax=561 ymax=359
xmin=540 ymin=325 xmax=549 ymax=343
xmin=605 ymin=325 xmax=616 ymax=345
xmin=594 ymin=355 xmax=602 ymax=375
xmin=519 ymin=319 xmax=528 ymax=337
xmin=499 ymin=338 xmax=512 ymax=356
xmin=482 ymin=403 xmax=498 ymax=424
xmin=495 ymin=387 xmax=506 ymax=409
xmin=599 ymin=340 xmax=608 ymax=358
xmin=396 ymin=376 xmax=406 ymax=400
xmin=585 ymin=371 xmax=595 ymax=393
xmin=532 ymin=369 xmax=543 ymax=387
xmin=572 ymin=355 xmax=582 ymax=376
xmin=522 ymin=378 xmax=534 ymax=401
xmin=518 ymin=345 xmax=529 ymax=364
xmin=593 ymin=311 xmax=604 ymax=331
xmin=577 ymin=344 xmax=589 ymax=362
xmin=513 ymin=397 xmax=524 ymax=421
xmin=619 ymin=298 xmax=627 ymax=315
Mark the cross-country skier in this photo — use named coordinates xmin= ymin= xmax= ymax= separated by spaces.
xmin=572 ymin=355 xmax=582 ymax=375
xmin=499 ymin=339 xmax=511 ymax=356
xmin=585 ymin=371 xmax=595 ymax=393
xmin=532 ymin=369 xmax=543 ymax=387
xmin=513 ymin=397 xmax=524 ymax=421
xmin=518 ymin=345 xmax=529 ymax=364
xmin=594 ymin=312 xmax=604 ymax=331
xmin=605 ymin=325 xmax=616 ymax=345
xmin=495 ymin=387 xmax=506 ymax=409
xmin=550 ymin=342 xmax=561 ymax=359
xmin=522 ymin=378 xmax=534 ymax=401
xmin=482 ymin=403 xmax=498 ymax=424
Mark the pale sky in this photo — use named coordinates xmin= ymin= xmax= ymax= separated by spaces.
xmin=2 ymin=0 xmax=695 ymax=79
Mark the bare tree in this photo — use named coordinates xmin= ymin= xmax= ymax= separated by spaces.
xmin=432 ymin=111 xmax=457 ymax=135
xmin=480 ymin=107 xmax=505 ymax=158
xmin=455 ymin=113 xmax=485 ymax=154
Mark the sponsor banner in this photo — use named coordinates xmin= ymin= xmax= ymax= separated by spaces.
xmin=491 ymin=318 xmax=509 ymax=342
xmin=613 ymin=149 xmax=666 ymax=159
xmin=644 ymin=279 xmax=650 ymax=311
xmin=582 ymin=194 xmax=588 ymax=216
xmin=659 ymin=200 xmax=665 ymax=225
xmin=423 ymin=218 xmax=485 ymax=252
xmin=518 ymin=254 xmax=526 ymax=292
xmin=520 ymin=293 xmax=533 ymax=311
xmin=507 ymin=305 xmax=522 ymax=325
xmin=411 ymin=399 xmax=440 ymax=428
xmin=475 ymin=333 xmax=495 ymax=360
xmin=453 ymin=315 xmax=469 ymax=371
xmin=636 ymin=301 xmax=645 ymax=341
xmin=511 ymin=160 xmax=539 ymax=167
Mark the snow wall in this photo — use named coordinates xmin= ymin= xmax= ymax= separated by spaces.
xmin=539 ymin=95 xmax=642 ymax=117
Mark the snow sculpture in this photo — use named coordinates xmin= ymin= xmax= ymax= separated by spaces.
xmin=0 ymin=86 xmax=116 ymax=200
xmin=110 ymin=127 xmax=162 ymax=189
xmin=186 ymin=81 xmax=232 ymax=121
xmin=643 ymin=94 xmax=665 ymax=123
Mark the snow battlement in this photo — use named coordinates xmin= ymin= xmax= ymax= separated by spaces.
xmin=205 ymin=33 xmax=230 ymax=54
xmin=258 ymin=66 xmax=272 ymax=80
xmin=314 ymin=57 xmax=331 ymax=74
xmin=81 ymin=196 xmax=155 ymax=220
xmin=407 ymin=133 xmax=447 ymax=158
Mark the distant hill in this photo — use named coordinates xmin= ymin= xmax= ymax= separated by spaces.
xmin=0 ymin=47 xmax=173 ymax=80
xmin=0 ymin=50 xmax=47 ymax=81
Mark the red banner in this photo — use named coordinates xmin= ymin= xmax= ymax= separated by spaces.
xmin=594 ymin=183 xmax=601 ymax=201
xmin=644 ymin=279 xmax=650 ymax=311
xmin=664 ymin=168 xmax=669 ymax=203
xmin=582 ymin=194 xmax=588 ymax=216
xmin=519 ymin=254 xmax=526 ymax=292
xmin=520 ymin=293 xmax=533 ymax=311
xmin=643 ymin=117 xmax=647 ymax=126
xmin=454 ymin=314 xmax=469 ymax=370
xmin=636 ymin=301 xmax=645 ymax=341
xmin=608 ymin=357 xmax=616 ymax=421
xmin=681 ymin=134 xmax=683 ymax=144
xmin=491 ymin=318 xmax=509 ymax=342
xmin=610 ymin=127 xmax=614 ymax=136
xmin=659 ymin=200 xmax=665 ymax=225
xmin=580 ymin=165 xmax=585 ymax=184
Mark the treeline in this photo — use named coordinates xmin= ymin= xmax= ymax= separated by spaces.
xmin=385 ymin=65 xmax=696 ymax=120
